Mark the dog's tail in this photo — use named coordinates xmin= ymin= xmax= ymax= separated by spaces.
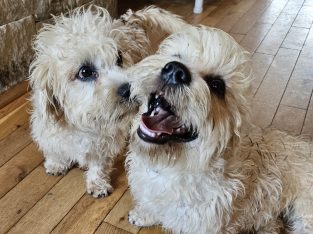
xmin=120 ymin=6 xmax=188 ymax=35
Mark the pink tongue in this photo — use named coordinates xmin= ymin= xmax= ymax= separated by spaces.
xmin=141 ymin=108 xmax=181 ymax=135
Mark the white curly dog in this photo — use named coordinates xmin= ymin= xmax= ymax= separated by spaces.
xmin=29 ymin=5 xmax=186 ymax=198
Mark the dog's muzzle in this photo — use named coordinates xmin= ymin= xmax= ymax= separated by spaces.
xmin=161 ymin=61 xmax=191 ymax=86
xmin=137 ymin=93 xmax=198 ymax=144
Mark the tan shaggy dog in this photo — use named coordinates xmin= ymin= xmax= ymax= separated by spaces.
xmin=29 ymin=5 xmax=186 ymax=198
xmin=125 ymin=26 xmax=313 ymax=233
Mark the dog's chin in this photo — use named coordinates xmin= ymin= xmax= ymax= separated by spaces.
xmin=136 ymin=92 xmax=198 ymax=145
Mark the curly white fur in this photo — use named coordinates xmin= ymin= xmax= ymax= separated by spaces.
xmin=126 ymin=26 xmax=313 ymax=233
xmin=29 ymin=5 xmax=187 ymax=197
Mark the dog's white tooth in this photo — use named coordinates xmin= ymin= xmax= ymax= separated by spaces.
xmin=140 ymin=123 xmax=156 ymax=138
xmin=151 ymin=110 xmax=155 ymax=116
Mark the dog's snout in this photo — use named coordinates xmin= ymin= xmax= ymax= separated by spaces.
xmin=161 ymin=61 xmax=191 ymax=86
xmin=117 ymin=82 xmax=131 ymax=100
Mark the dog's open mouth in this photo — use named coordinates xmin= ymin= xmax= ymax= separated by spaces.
xmin=137 ymin=92 xmax=198 ymax=144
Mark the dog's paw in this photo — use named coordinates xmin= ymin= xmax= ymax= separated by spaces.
xmin=86 ymin=180 xmax=113 ymax=198
xmin=44 ymin=160 xmax=69 ymax=176
xmin=128 ymin=208 xmax=157 ymax=227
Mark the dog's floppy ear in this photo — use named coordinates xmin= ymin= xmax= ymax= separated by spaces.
xmin=29 ymin=58 xmax=64 ymax=122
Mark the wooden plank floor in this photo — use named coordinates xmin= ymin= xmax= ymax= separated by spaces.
xmin=1 ymin=0 xmax=313 ymax=233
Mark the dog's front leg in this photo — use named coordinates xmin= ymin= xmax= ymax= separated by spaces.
xmin=85 ymin=159 xmax=113 ymax=198
xmin=128 ymin=206 xmax=158 ymax=227
xmin=44 ymin=154 xmax=72 ymax=176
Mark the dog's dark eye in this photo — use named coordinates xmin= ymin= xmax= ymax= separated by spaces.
xmin=116 ymin=50 xmax=123 ymax=67
xmin=77 ymin=65 xmax=98 ymax=82
xmin=205 ymin=75 xmax=225 ymax=98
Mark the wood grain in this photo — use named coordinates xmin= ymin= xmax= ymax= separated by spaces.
xmin=257 ymin=0 xmax=288 ymax=24
xmin=230 ymin=0 xmax=272 ymax=34
xmin=281 ymin=47 xmax=313 ymax=109
xmin=281 ymin=26 xmax=309 ymax=50
xmin=302 ymin=95 xmax=313 ymax=138
xmin=251 ymin=100 xmax=278 ymax=128
xmin=215 ymin=0 xmax=256 ymax=32
xmin=0 ymin=143 xmax=43 ymax=198
xmin=0 ymin=92 xmax=30 ymax=119
xmin=304 ymin=26 xmax=313 ymax=48
xmin=250 ymin=52 xmax=274 ymax=95
xmin=8 ymin=168 xmax=86 ymax=234
xmin=105 ymin=190 xmax=140 ymax=234
xmin=256 ymin=12 xmax=299 ymax=55
xmin=51 ymin=156 xmax=128 ymax=234
xmin=139 ymin=227 xmax=169 ymax=234
xmin=272 ymin=105 xmax=306 ymax=135
xmin=229 ymin=33 xmax=245 ymax=43
xmin=283 ymin=0 xmax=305 ymax=15
xmin=0 ymin=122 xmax=32 ymax=167
xmin=254 ymin=48 xmax=300 ymax=106
xmin=0 ymin=102 xmax=30 ymax=141
xmin=201 ymin=0 xmax=234 ymax=26
xmin=293 ymin=5 xmax=313 ymax=28
xmin=240 ymin=22 xmax=272 ymax=53
xmin=0 ymin=165 xmax=62 ymax=233
xmin=95 ymin=222 xmax=132 ymax=234
xmin=0 ymin=81 xmax=29 ymax=109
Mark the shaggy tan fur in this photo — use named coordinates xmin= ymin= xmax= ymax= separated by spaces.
xmin=125 ymin=26 xmax=313 ymax=233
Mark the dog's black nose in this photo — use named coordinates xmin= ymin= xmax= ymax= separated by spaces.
xmin=117 ymin=82 xmax=131 ymax=100
xmin=161 ymin=61 xmax=191 ymax=86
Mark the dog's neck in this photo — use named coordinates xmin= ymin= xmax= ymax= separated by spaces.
xmin=134 ymin=139 xmax=242 ymax=175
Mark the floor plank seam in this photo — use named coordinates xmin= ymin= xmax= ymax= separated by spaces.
xmin=93 ymin=189 xmax=131 ymax=233
xmin=49 ymin=190 xmax=87 ymax=233
xmin=279 ymin=46 xmax=302 ymax=51
xmin=253 ymin=0 xmax=305 ymax=55
xmin=269 ymin=49 xmax=302 ymax=126
xmin=4 ymin=163 xmax=63 ymax=233
xmin=6 ymin=166 xmax=79 ymax=233
xmin=300 ymin=89 xmax=313 ymax=134
xmin=252 ymin=53 xmax=275 ymax=98
xmin=0 ymin=139 xmax=32 ymax=168
xmin=0 ymin=156 xmax=43 ymax=200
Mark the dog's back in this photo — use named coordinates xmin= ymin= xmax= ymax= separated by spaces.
xmin=229 ymin=126 xmax=313 ymax=233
